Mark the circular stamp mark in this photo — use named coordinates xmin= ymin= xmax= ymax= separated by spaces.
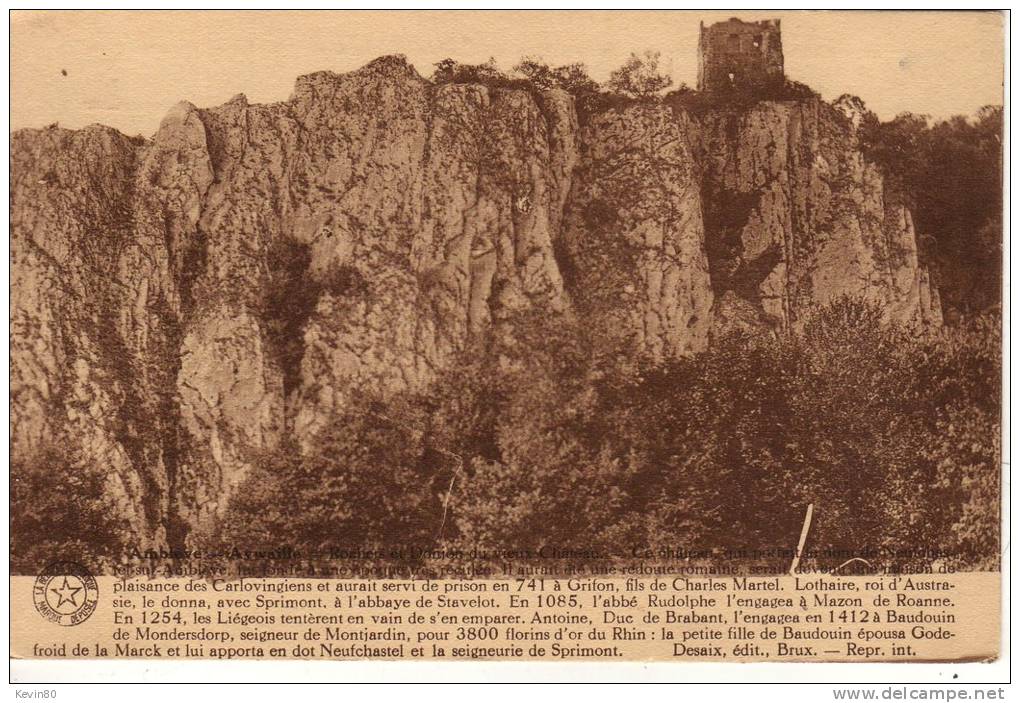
xmin=33 ymin=561 xmax=99 ymax=626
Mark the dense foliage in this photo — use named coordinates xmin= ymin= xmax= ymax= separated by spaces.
xmin=208 ymin=298 xmax=1000 ymax=573
xmin=665 ymin=77 xmax=818 ymax=116
xmin=858 ymin=105 xmax=1003 ymax=315
xmin=10 ymin=443 xmax=130 ymax=573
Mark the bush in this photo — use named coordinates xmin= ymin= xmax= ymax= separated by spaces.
xmin=444 ymin=312 xmax=640 ymax=559
xmin=433 ymin=57 xmax=503 ymax=85
xmin=513 ymin=57 xmax=599 ymax=95
xmin=320 ymin=261 xmax=369 ymax=299
xmin=642 ymin=298 xmax=999 ymax=569
xmin=513 ymin=57 xmax=608 ymax=121
xmin=665 ymin=77 xmax=819 ymax=116
xmin=431 ymin=57 xmax=535 ymax=94
xmin=429 ymin=52 xmax=686 ymax=124
xmin=909 ymin=315 xmax=1001 ymax=568
xmin=206 ymin=392 xmax=442 ymax=572
xmin=11 ymin=444 xmax=128 ymax=574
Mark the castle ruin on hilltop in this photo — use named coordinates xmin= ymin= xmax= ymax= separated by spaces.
xmin=698 ymin=18 xmax=784 ymax=92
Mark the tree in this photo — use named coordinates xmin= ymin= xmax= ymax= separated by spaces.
xmin=206 ymin=392 xmax=443 ymax=573
xmin=432 ymin=57 xmax=508 ymax=86
xmin=606 ymin=51 xmax=673 ymax=98
xmin=445 ymin=310 xmax=640 ymax=560
xmin=513 ymin=57 xmax=600 ymax=96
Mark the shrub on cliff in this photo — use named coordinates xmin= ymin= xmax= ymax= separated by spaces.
xmin=319 ymin=261 xmax=369 ymax=299
xmin=513 ymin=57 xmax=606 ymax=118
xmin=513 ymin=57 xmax=600 ymax=95
xmin=263 ymin=237 xmax=318 ymax=395
xmin=431 ymin=57 xmax=534 ymax=94
xmin=432 ymin=56 xmax=612 ymax=122
xmin=665 ymin=77 xmax=819 ymax=116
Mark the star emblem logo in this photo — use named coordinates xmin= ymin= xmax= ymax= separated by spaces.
xmin=34 ymin=562 xmax=99 ymax=626
xmin=50 ymin=576 xmax=83 ymax=609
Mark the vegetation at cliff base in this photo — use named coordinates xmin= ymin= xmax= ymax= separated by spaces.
xmin=11 ymin=444 xmax=130 ymax=573
xmin=205 ymin=298 xmax=1000 ymax=574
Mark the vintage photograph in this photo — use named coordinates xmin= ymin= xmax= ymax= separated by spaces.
xmin=8 ymin=9 xmax=1006 ymax=672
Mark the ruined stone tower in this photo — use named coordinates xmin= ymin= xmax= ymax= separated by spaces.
xmin=698 ymin=18 xmax=784 ymax=92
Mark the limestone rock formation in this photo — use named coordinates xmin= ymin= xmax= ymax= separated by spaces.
xmin=565 ymin=103 xmax=713 ymax=358
xmin=698 ymin=100 xmax=942 ymax=338
xmin=11 ymin=125 xmax=174 ymax=548
xmin=9 ymin=56 xmax=942 ymax=549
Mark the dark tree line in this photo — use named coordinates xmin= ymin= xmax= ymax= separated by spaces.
xmin=858 ymin=105 xmax=1003 ymax=317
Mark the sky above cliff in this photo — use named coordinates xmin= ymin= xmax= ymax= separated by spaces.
xmin=11 ymin=10 xmax=1004 ymax=135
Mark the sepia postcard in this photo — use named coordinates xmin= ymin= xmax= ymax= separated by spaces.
xmin=8 ymin=8 xmax=1007 ymax=683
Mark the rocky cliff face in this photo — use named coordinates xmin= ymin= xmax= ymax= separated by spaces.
xmin=698 ymin=99 xmax=941 ymax=337
xmin=9 ymin=56 xmax=941 ymax=548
